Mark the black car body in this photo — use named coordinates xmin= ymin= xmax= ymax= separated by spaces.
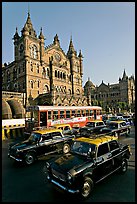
xmin=45 ymin=136 xmax=131 ymax=199
xmin=8 ymin=128 xmax=74 ymax=165
xmin=79 ymin=120 xmax=106 ymax=137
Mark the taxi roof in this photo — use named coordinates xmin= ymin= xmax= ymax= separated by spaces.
xmin=75 ymin=135 xmax=117 ymax=146
xmin=52 ymin=123 xmax=71 ymax=127
xmin=88 ymin=120 xmax=103 ymax=123
xmin=109 ymin=120 xmax=125 ymax=123
xmin=32 ymin=127 xmax=62 ymax=134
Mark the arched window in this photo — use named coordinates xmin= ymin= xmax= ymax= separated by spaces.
xmin=30 ymin=62 xmax=33 ymax=72
xmin=55 ymin=70 xmax=57 ymax=77
xmin=36 ymin=64 xmax=39 ymax=73
xmin=68 ymin=89 xmax=71 ymax=94
xmin=43 ymin=84 xmax=49 ymax=93
xmin=30 ymin=44 xmax=38 ymax=59
xmin=30 ymin=80 xmax=33 ymax=89
xmin=47 ymin=68 xmax=50 ymax=77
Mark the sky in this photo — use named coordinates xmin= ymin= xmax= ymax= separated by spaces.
xmin=2 ymin=2 xmax=135 ymax=86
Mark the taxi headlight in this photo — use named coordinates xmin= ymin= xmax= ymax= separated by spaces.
xmin=46 ymin=162 xmax=50 ymax=169
xmin=67 ymin=172 xmax=73 ymax=183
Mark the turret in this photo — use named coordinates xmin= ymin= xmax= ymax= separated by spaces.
xmin=21 ymin=11 xmax=37 ymax=37
xmin=67 ymin=36 xmax=77 ymax=95
xmin=78 ymin=49 xmax=83 ymax=76
xmin=13 ymin=27 xmax=20 ymax=61
xmin=39 ymin=27 xmax=45 ymax=63
xmin=53 ymin=34 xmax=60 ymax=46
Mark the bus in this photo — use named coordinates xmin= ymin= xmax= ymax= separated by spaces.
xmin=25 ymin=105 xmax=102 ymax=133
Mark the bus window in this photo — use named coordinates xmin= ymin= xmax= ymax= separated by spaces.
xmin=77 ymin=110 xmax=81 ymax=117
xmin=66 ymin=110 xmax=70 ymax=118
xmin=53 ymin=111 xmax=58 ymax=120
xmin=94 ymin=110 xmax=97 ymax=120
xmin=48 ymin=111 xmax=51 ymax=119
xmin=60 ymin=111 xmax=64 ymax=118
xmin=72 ymin=110 xmax=76 ymax=117
xmin=40 ymin=112 xmax=47 ymax=126
xmin=81 ymin=110 xmax=85 ymax=117
xmin=89 ymin=110 xmax=93 ymax=116
xmin=86 ymin=110 xmax=89 ymax=116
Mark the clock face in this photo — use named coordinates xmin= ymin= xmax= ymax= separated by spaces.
xmin=54 ymin=52 xmax=61 ymax=61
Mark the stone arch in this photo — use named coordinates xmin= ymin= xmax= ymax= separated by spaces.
xmin=2 ymin=99 xmax=12 ymax=119
xmin=7 ymin=100 xmax=25 ymax=119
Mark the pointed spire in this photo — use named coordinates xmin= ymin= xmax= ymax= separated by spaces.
xmin=13 ymin=27 xmax=20 ymax=40
xmin=53 ymin=34 xmax=60 ymax=46
xmin=21 ymin=11 xmax=37 ymax=37
xmin=78 ymin=49 xmax=83 ymax=58
xmin=67 ymin=36 xmax=77 ymax=57
xmin=39 ymin=27 xmax=45 ymax=40
xmin=122 ymin=69 xmax=128 ymax=80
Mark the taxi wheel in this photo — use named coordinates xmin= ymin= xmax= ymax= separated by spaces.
xmin=126 ymin=129 xmax=130 ymax=135
xmin=63 ymin=143 xmax=70 ymax=154
xmin=25 ymin=152 xmax=35 ymax=165
xmin=120 ymin=159 xmax=128 ymax=173
xmin=80 ymin=177 xmax=94 ymax=199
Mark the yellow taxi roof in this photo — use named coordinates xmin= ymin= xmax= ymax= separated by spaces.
xmin=109 ymin=120 xmax=125 ymax=123
xmin=88 ymin=120 xmax=103 ymax=122
xmin=74 ymin=135 xmax=117 ymax=146
xmin=52 ymin=123 xmax=71 ymax=128
xmin=33 ymin=127 xmax=62 ymax=134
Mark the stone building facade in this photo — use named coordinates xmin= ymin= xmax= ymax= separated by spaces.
xmin=84 ymin=70 xmax=135 ymax=113
xmin=2 ymin=12 xmax=88 ymax=108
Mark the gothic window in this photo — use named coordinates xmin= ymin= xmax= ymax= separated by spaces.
xmin=14 ymin=83 xmax=17 ymax=91
xmin=55 ymin=70 xmax=57 ymax=77
xmin=68 ymin=89 xmax=71 ymax=94
xmin=37 ymin=81 xmax=40 ymax=88
xmin=36 ymin=64 xmax=39 ymax=73
xmin=63 ymin=73 xmax=66 ymax=80
xmin=30 ymin=80 xmax=34 ymax=89
xmin=43 ymin=84 xmax=49 ymax=93
xmin=13 ymin=68 xmax=17 ymax=80
xmin=19 ymin=44 xmax=24 ymax=56
xmin=75 ymin=62 xmax=79 ymax=72
xmin=7 ymin=70 xmax=10 ymax=82
xmin=30 ymin=62 xmax=33 ymax=72
xmin=47 ymin=68 xmax=50 ymax=77
xmin=76 ymin=89 xmax=80 ymax=95
xmin=30 ymin=44 xmax=38 ymax=59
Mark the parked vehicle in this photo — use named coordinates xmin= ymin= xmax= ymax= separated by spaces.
xmin=45 ymin=135 xmax=131 ymax=199
xmin=8 ymin=128 xmax=74 ymax=165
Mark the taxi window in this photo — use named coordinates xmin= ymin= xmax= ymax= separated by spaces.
xmin=64 ymin=126 xmax=70 ymax=130
xmin=51 ymin=132 xmax=62 ymax=139
xmin=109 ymin=140 xmax=119 ymax=151
xmin=41 ymin=134 xmax=52 ymax=142
xmin=97 ymin=143 xmax=109 ymax=157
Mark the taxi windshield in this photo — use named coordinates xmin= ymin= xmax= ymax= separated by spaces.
xmin=71 ymin=141 xmax=96 ymax=156
xmin=29 ymin=132 xmax=41 ymax=142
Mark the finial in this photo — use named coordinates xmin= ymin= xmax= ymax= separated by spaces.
xmin=28 ymin=3 xmax=30 ymax=16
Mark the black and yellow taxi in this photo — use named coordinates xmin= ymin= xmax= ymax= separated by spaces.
xmin=50 ymin=123 xmax=77 ymax=136
xmin=79 ymin=120 xmax=106 ymax=136
xmin=8 ymin=127 xmax=74 ymax=165
xmin=45 ymin=135 xmax=131 ymax=199
xmin=101 ymin=120 xmax=131 ymax=137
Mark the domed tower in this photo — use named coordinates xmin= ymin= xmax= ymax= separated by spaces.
xmin=84 ymin=78 xmax=95 ymax=105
